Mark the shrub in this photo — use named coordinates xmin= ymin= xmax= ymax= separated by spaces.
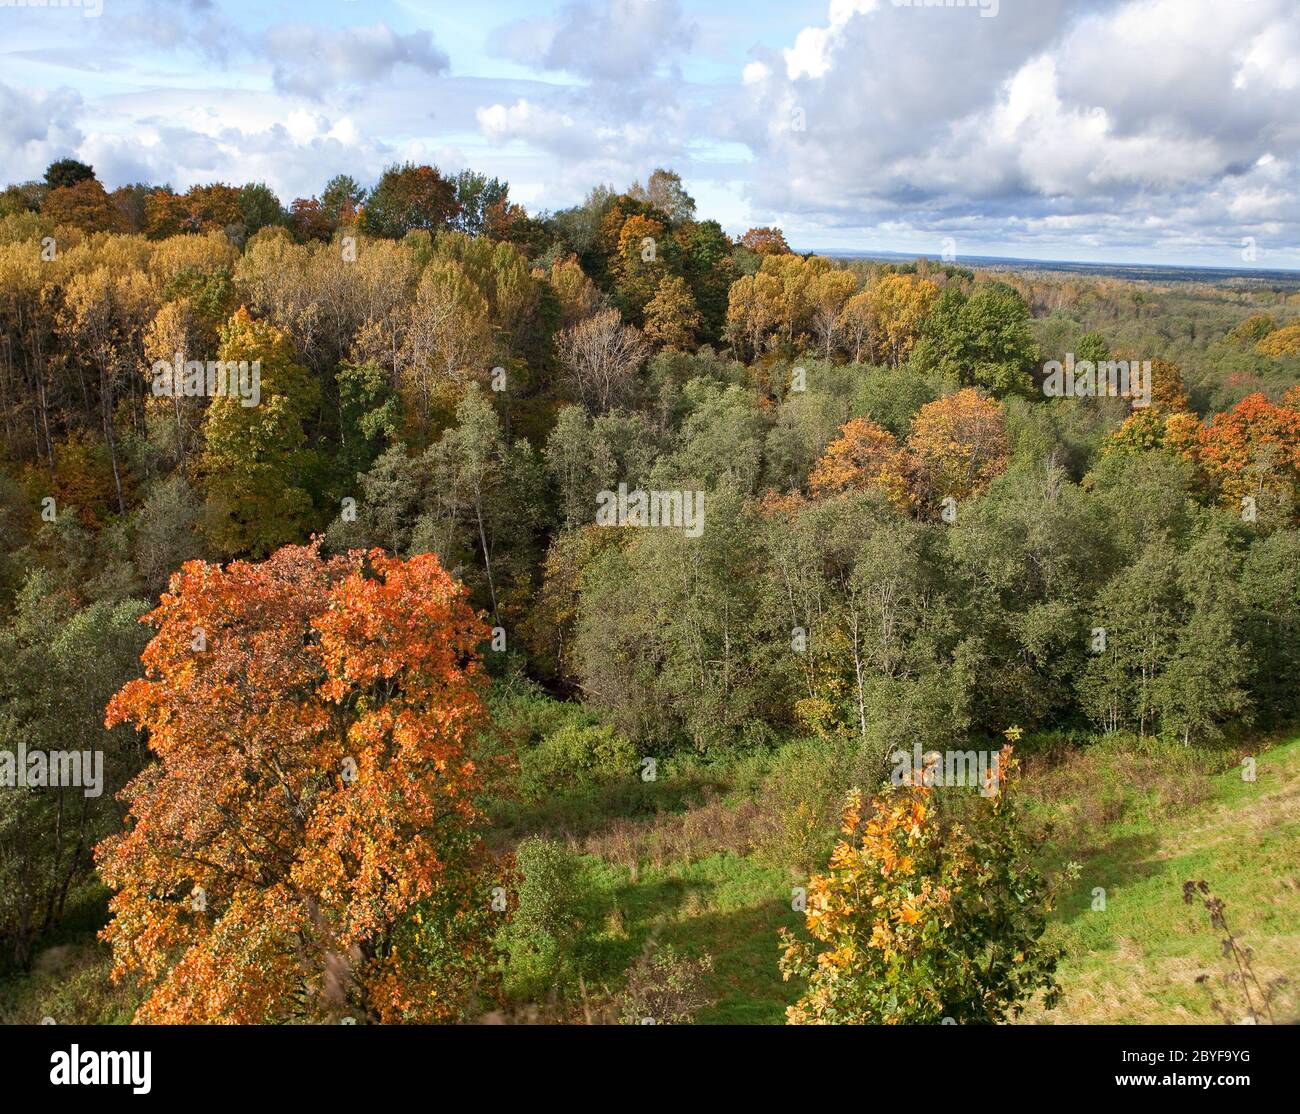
xmin=779 ymin=741 xmax=1063 ymax=1024
xmin=519 ymin=721 xmax=638 ymax=800
xmin=498 ymin=838 xmax=582 ymax=1001
xmin=615 ymin=942 xmax=715 ymax=1024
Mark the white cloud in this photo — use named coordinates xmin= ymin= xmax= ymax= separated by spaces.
xmin=0 ymin=83 xmax=85 ymax=183
xmin=264 ymin=23 xmax=450 ymax=99
xmin=489 ymin=0 xmax=695 ymax=83
xmin=733 ymin=0 xmax=1300 ymax=256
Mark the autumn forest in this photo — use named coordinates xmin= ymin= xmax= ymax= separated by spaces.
xmin=0 ymin=154 xmax=1298 ymax=1031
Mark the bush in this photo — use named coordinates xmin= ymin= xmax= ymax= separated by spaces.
xmin=519 ymin=721 xmax=639 ymax=800
xmin=779 ymin=740 xmax=1064 ymax=1024
xmin=615 ymin=942 xmax=714 ymax=1024
xmin=498 ymin=838 xmax=582 ymax=1001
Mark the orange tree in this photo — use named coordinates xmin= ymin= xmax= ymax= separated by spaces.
xmin=96 ymin=543 xmax=501 ymax=1023
xmin=809 ymin=417 xmax=913 ymax=510
xmin=779 ymin=742 xmax=1063 ymax=1024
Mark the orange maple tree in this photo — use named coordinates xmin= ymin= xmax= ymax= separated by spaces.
xmin=1194 ymin=391 xmax=1300 ymax=520
xmin=96 ymin=543 xmax=501 ymax=1023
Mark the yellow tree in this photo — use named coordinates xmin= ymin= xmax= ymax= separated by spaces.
xmin=809 ymin=269 xmax=859 ymax=357
xmin=401 ymin=258 xmax=493 ymax=423
xmin=644 ymin=274 xmax=701 ymax=350
xmin=868 ymin=273 xmax=939 ymax=367
xmin=200 ymin=308 xmax=321 ymax=556
xmin=809 ymin=417 xmax=913 ymax=509
xmin=905 ymin=388 xmax=1009 ymax=506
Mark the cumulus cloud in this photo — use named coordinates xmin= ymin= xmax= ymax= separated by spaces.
xmin=97 ymin=0 xmax=245 ymax=62
xmin=264 ymin=23 xmax=451 ymax=99
xmin=5 ymin=0 xmax=1299 ymax=261
xmin=489 ymin=0 xmax=695 ymax=83
xmin=0 ymin=83 xmax=85 ymax=183
xmin=734 ymin=0 xmax=1300 ymax=255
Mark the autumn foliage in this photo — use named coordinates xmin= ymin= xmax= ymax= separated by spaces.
xmin=808 ymin=389 xmax=1009 ymax=510
xmin=779 ymin=741 xmax=1062 ymax=1024
xmin=809 ymin=417 xmax=913 ymax=508
xmin=96 ymin=543 xmax=500 ymax=1023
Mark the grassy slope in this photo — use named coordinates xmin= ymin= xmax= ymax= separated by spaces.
xmin=5 ymin=736 xmax=1295 ymax=1025
xmin=1021 ymin=734 xmax=1300 ymax=1023
xmin=568 ymin=734 xmax=1300 ymax=1025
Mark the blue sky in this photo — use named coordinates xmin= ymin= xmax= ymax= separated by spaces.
xmin=3 ymin=0 xmax=1299 ymax=268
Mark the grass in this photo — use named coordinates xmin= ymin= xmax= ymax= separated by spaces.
xmin=1018 ymin=733 xmax=1300 ymax=1023
xmin=570 ymin=852 xmax=801 ymax=1024
xmin=6 ymin=729 xmax=1296 ymax=1025
xmin=550 ymin=730 xmax=1300 ymax=1024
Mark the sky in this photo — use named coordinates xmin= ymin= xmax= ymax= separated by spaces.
xmin=2 ymin=0 xmax=1298 ymax=268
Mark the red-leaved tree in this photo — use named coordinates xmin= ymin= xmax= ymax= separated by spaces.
xmin=96 ymin=543 xmax=500 ymax=1023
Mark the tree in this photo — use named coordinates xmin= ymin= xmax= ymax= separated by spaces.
xmin=628 ymin=168 xmax=696 ymax=223
xmin=97 ymin=543 xmax=499 ymax=1023
xmin=41 ymin=178 xmax=123 ymax=233
xmin=321 ymin=174 xmax=366 ymax=225
xmin=1196 ymin=392 xmax=1300 ymax=524
xmin=906 ymin=389 xmax=1010 ymax=506
xmin=0 ymin=573 xmax=149 ymax=969
xmin=363 ymin=163 xmax=460 ymax=239
xmin=200 ymin=308 xmax=322 ymax=556
xmin=739 ymin=227 xmax=791 ymax=256
xmin=778 ymin=742 xmax=1062 ymax=1024
xmin=1079 ymin=539 xmax=1182 ymax=736
xmin=238 ymin=182 xmax=284 ymax=237
xmin=808 ymin=269 xmax=858 ymax=357
xmin=1155 ymin=532 xmax=1250 ymax=745
xmin=452 ymin=170 xmax=508 ymax=236
xmin=867 ymin=272 xmax=938 ymax=367
xmin=611 ymin=213 xmax=669 ymax=322
xmin=144 ymin=183 xmax=242 ymax=238
xmin=912 ymin=283 xmax=1038 ymax=395
xmin=809 ymin=417 xmax=912 ymax=508
xmin=545 ymin=253 xmax=605 ymax=328
xmin=644 ymin=274 xmax=701 ymax=350
xmin=838 ymin=290 xmax=875 ymax=363
xmin=679 ymin=219 xmax=734 ymax=342
xmin=400 ymin=258 xmax=493 ymax=423
xmin=416 ymin=384 xmax=547 ymax=626
xmin=288 ymin=197 xmax=334 ymax=242
xmin=555 ymin=308 xmax=648 ymax=412
xmin=44 ymin=158 xmax=95 ymax=191
xmin=1256 ymin=321 xmax=1300 ymax=358
xmin=1228 ymin=314 xmax=1276 ymax=346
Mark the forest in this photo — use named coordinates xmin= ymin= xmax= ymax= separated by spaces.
xmin=0 ymin=158 xmax=1297 ymax=1026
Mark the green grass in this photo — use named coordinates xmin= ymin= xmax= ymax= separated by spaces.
xmin=1019 ymin=734 xmax=1300 ymax=1023
xmin=569 ymin=852 xmax=801 ymax=1024
xmin=7 ymin=731 xmax=1296 ymax=1025
xmin=553 ymin=731 xmax=1300 ymax=1025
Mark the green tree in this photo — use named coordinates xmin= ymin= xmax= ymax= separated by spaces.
xmin=201 ymin=308 xmax=322 ymax=556
xmin=0 ymin=571 xmax=149 ymax=969
xmin=238 ymin=182 xmax=284 ymax=237
xmin=912 ymin=282 xmax=1038 ymax=395
xmin=44 ymin=158 xmax=95 ymax=191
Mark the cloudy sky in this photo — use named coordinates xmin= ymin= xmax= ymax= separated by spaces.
xmin=2 ymin=0 xmax=1298 ymax=267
